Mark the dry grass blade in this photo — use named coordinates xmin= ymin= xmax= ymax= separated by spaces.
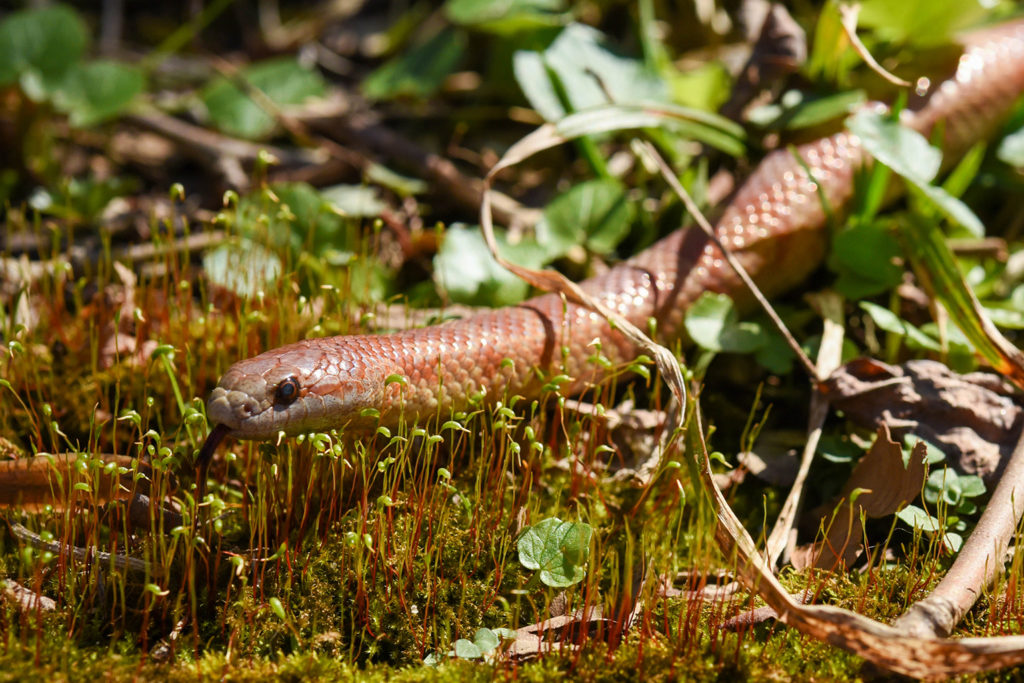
xmin=766 ymin=290 xmax=846 ymax=566
xmin=479 ymin=110 xmax=704 ymax=483
xmin=838 ymin=3 xmax=912 ymax=87
xmin=637 ymin=141 xmax=819 ymax=380
xmin=904 ymin=216 xmax=1024 ymax=391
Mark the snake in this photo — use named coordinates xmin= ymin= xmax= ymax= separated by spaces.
xmin=200 ymin=19 xmax=1024 ymax=460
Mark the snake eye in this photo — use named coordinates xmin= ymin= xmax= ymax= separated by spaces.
xmin=273 ymin=376 xmax=301 ymax=406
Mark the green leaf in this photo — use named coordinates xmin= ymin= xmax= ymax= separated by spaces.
xmin=848 ymin=110 xmax=941 ymax=184
xmin=903 ymin=434 xmax=947 ymax=466
xmin=997 ymin=126 xmax=1024 ymax=168
xmin=434 ymin=224 xmax=546 ymax=306
xmin=472 ymin=627 xmax=500 ymax=654
xmin=514 ymin=23 xmax=666 ymax=121
xmin=663 ymin=62 xmax=731 ymax=112
xmin=203 ymin=240 xmax=282 ymax=299
xmin=53 ymin=60 xmax=145 ymax=127
xmin=491 ymin=627 xmax=517 ymax=642
xmin=365 ymin=164 xmax=429 ymax=197
xmin=806 ymin=2 xmax=858 ymax=84
xmin=517 ymin=517 xmax=592 ymax=588
xmin=857 ymin=0 xmax=988 ymax=46
xmin=363 ymin=27 xmax=466 ymax=100
xmin=238 ymin=182 xmax=356 ymax=259
xmin=958 ymin=475 xmax=986 ymax=498
xmin=900 ymin=214 xmax=1016 ymax=375
xmin=685 ymin=293 xmax=764 ymax=353
xmin=829 ymin=221 xmax=903 ymax=298
xmin=749 ymin=89 xmax=866 ymax=131
xmin=942 ymin=143 xmax=986 ymax=198
xmin=754 ymin=333 xmax=795 ymax=375
xmin=30 ymin=176 xmax=136 ymax=222
xmin=446 ymin=0 xmax=566 ymax=32
xmin=859 ymin=301 xmax=941 ymax=351
xmin=818 ymin=434 xmax=863 ymax=464
xmin=549 ymin=103 xmax=744 ymax=157
xmin=785 ymin=90 xmax=867 ymax=130
xmin=895 ymin=504 xmax=942 ymax=534
xmin=320 ymin=185 xmax=386 ymax=218
xmin=983 ymin=305 xmax=1024 ymax=330
xmin=202 ymin=58 xmax=326 ymax=139
xmin=512 ymin=49 xmax=562 ymax=121
xmin=452 ymin=638 xmax=482 ymax=659
xmin=537 ymin=178 xmax=634 ymax=257
xmin=0 ymin=5 xmax=87 ymax=92
xmin=847 ymin=110 xmax=984 ymax=236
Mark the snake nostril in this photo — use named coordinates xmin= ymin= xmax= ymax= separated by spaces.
xmin=239 ymin=399 xmax=257 ymax=417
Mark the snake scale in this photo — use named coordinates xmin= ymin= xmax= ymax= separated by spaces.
xmin=202 ymin=19 xmax=1024 ymax=454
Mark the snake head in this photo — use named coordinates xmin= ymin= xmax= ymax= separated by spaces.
xmin=206 ymin=337 xmax=392 ymax=440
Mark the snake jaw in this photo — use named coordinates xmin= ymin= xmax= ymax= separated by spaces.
xmin=206 ymin=385 xmax=266 ymax=436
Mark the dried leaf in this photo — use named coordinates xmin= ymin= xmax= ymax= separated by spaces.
xmin=798 ymin=425 xmax=928 ymax=570
xmin=822 ymin=358 xmax=1022 ymax=480
xmin=723 ymin=589 xmax=813 ymax=630
xmin=737 ymin=430 xmax=805 ymax=487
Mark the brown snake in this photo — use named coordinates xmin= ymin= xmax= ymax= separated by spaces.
xmin=202 ymin=20 xmax=1024 ymax=454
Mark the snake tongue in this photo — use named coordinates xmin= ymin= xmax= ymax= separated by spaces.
xmin=196 ymin=423 xmax=231 ymax=472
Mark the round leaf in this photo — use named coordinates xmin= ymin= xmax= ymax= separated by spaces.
xmin=203 ymin=58 xmax=326 ymax=139
xmin=434 ymin=224 xmax=545 ymax=306
xmin=538 ymin=178 xmax=634 ymax=257
xmin=203 ymin=240 xmax=282 ymax=299
xmin=0 ymin=5 xmax=87 ymax=90
xmin=54 ymin=60 xmax=145 ymax=127
xmin=517 ymin=517 xmax=593 ymax=588
xmin=452 ymin=638 xmax=482 ymax=659
xmin=684 ymin=292 xmax=764 ymax=353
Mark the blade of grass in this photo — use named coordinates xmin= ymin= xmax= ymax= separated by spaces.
xmin=902 ymin=214 xmax=1024 ymax=389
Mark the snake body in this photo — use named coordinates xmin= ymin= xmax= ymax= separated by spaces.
xmin=206 ymin=20 xmax=1024 ymax=442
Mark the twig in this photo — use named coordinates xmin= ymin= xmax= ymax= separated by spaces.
xmin=892 ymin=427 xmax=1024 ymax=638
xmin=7 ymin=521 xmax=150 ymax=575
xmin=125 ymin=110 xmax=324 ymax=182
xmin=1 ymin=579 xmax=56 ymax=612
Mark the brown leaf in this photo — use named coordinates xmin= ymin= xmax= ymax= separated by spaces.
xmin=723 ymin=589 xmax=813 ymax=630
xmin=737 ymin=429 xmax=805 ymax=487
xmin=822 ymin=358 xmax=1022 ymax=481
xmin=508 ymin=563 xmax=649 ymax=659
xmin=796 ymin=425 xmax=928 ymax=570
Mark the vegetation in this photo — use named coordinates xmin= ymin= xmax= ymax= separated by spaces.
xmin=2 ymin=0 xmax=1024 ymax=680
